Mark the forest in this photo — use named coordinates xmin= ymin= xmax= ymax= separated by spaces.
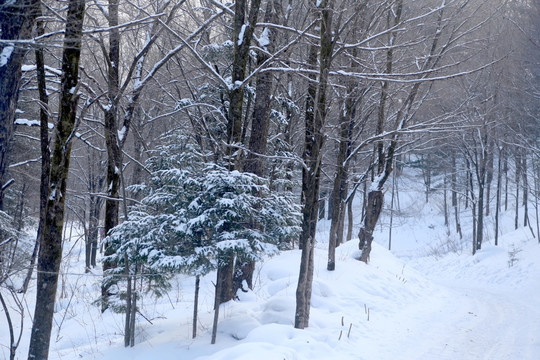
xmin=0 ymin=0 xmax=539 ymax=359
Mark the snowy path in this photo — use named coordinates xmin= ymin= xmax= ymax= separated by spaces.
xmin=396 ymin=283 xmax=540 ymax=360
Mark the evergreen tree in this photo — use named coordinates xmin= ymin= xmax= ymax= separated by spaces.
xmin=104 ymin=132 xmax=300 ymax=344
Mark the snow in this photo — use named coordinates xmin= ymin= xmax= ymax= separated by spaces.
xmin=21 ymin=64 xmax=36 ymax=72
xmin=237 ymin=24 xmax=247 ymax=46
xmin=118 ymin=126 xmax=126 ymax=143
xmin=2 ymin=171 xmax=540 ymax=360
xmin=14 ymin=118 xmax=55 ymax=129
xmin=258 ymin=28 xmax=270 ymax=48
xmin=0 ymin=45 xmax=14 ymax=67
xmin=14 ymin=119 xmax=40 ymax=127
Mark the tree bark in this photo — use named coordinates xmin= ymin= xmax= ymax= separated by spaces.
xmin=0 ymin=0 xmax=40 ymax=210
xmin=358 ymin=0 xmax=406 ymax=263
xmin=192 ymin=275 xmax=200 ymax=338
xmin=327 ymin=89 xmax=355 ymax=270
xmin=485 ymin=143 xmax=494 ymax=216
xmin=346 ymin=189 xmax=356 ymax=242
xmin=522 ymin=152 xmax=528 ymax=228
xmin=21 ymin=11 xmax=50 ymax=293
xmin=214 ymin=0 xmax=263 ymax=305
xmin=102 ymin=0 xmax=122 ymax=310
xmin=87 ymin=151 xmax=103 ymax=271
xmin=27 ymin=1 xmax=85 ymax=358
xmin=233 ymin=0 xmax=280 ymax=296
xmin=359 ymin=190 xmax=384 ymax=263
xmin=216 ymin=255 xmax=235 ymax=304
xmin=226 ymin=0 xmax=262 ymax=162
xmin=451 ymin=152 xmax=462 ymax=238
xmin=211 ymin=269 xmax=222 ymax=344
xmin=514 ymin=152 xmax=521 ymax=230
xmin=495 ymin=146 xmax=502 ymax=246
xmin=296 ymin=0 xmax=334 ymax=328
xmin=535 ymin=161 xmax=540 ymax=244
xmin=124 ymin=255 xmax=132 ymax=347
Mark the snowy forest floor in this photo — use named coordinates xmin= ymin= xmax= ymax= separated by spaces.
xmin=2 ymin=172 xmax=540 ymax=360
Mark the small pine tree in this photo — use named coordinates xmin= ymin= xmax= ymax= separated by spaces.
xmin=103 ymin=132 xmax=300 ymax=343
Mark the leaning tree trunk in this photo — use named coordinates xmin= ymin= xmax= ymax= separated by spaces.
xmin=27 ymin=1 xmax=85 ymax=358
xmin=0 ymin=0 xmax=40 ymax=210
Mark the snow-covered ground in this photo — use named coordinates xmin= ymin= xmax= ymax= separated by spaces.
xmin=2 ymin=173 xmax=539 ymax=359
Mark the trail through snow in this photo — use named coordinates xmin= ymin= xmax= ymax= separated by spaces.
xmin=390 ymin=279 xmax=539 ymax=360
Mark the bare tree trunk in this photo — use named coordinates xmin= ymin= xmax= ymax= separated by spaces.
xmin=192 ymin=275 xmax=200 ymax=338
xmin=124 ymin=255 xmax=132 ymax=347
xmin=216 ymin=0 xmax=262 ymax=303
xmin=27 ymin=1 xmax=85 ymax=358
xmin=504 ymin=153 xmax=508 ymax=211
xmin=515 ymin=153 xmax=521 ymax=230
xmin=211 ymin=266 xmax=224 ymax=344
xmin=361 ymin=178 xmax=367 ymax=220
xmin=475 ymin=128 xmax=489 ymax=252
xmin=466 ymin=159 xmax=477 ymax=255
xmin=217 ymin=255 xmax=235 ymax=304
xmin=495 ymin=146 xmax=502 ymax=246
xmin=465 ymin=165 xmax=470 ymax=210
xmin=423 ymin=154 xmax=431 ymax=203
xmin=327 ymin=98 xmax=354 ymax=269
xmin=476 ymin=180 xmax=485 ymax=252
xmin=389 ymin=170 xmax=396 ymax=250
xmin=296 ymin=0 xmax=333 ymax=329
xmin=535 ymin=161 xmax=539 ymax=244
xmin=22 ymin=12 xmax=51 ymax=293
xmin=0 ymin=0 xmax=40 ymax=210
xmin=522 ymin=153 xmax=528 ymax=227
xmin=87 ymin=150 xmax=103 ymax=271
xmin=346 ymin=189 xmax=356 ymax=242
xmin=102 ymin=0 xmax=122 ymax=310
xmin=233 ymin=0 xmax=279 ymax=296
xmin=359 ymin=190 xmax=384 ymax=263
xmin=443 ymin=171 xmax=449 ymax=227
xmin=485 ymin=144 xmax=494 ymax=216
